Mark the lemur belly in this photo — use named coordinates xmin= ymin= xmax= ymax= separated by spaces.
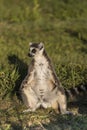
xmin=33 ymin=62 xmax=52 ymax=99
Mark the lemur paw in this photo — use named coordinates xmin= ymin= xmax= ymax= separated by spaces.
xmin=23 ymin=108 xmax=36 ymax=113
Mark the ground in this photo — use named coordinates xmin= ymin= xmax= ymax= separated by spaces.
xmin=0 ymin=0 xmax=87 ymax=129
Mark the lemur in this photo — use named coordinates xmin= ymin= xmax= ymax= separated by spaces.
xmin=20 ymin=42 xmax=87 ymax=114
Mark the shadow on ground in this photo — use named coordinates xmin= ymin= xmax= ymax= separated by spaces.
xmin=8 ymin=54 xmax=28 ymax=98
xmin=68 ymin=95 xmax=87 ymax=114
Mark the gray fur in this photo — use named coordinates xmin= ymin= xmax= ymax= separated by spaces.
xmin=20 ymin=42 xmax=68 ymax=114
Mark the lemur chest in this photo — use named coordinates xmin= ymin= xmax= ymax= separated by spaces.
xmin=35 ymin=63 xmax=49 ymax=82
xmin=33 ymin=58 xmax=52 ymax=93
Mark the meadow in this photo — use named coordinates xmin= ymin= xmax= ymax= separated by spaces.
xmin=0 ymin=0 xmax=87 ymax=129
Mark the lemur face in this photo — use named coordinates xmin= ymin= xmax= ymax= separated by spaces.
xmin=28 ymin=42 xmax=44 ymax=57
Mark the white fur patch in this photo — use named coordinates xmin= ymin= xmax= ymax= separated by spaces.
xmin=34 ymin=55 xmax=50 ymax=93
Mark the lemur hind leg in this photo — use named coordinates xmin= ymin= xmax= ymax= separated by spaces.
xmin=51 ymin=101 xmax=60 ymax=114
xmin=21 ymin=88 xmax=40 ymax=112
xmin=57 ymin=91 xmax=69 ymax=114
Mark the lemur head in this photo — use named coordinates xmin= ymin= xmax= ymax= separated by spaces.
xmin=28 ymin=42 xmax=44 ymax=58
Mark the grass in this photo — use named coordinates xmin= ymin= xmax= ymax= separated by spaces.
xmin=0 ymin=0 xmax=87 ymax=129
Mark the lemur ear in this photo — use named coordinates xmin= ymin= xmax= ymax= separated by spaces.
xmin=39 ymin=42 xmax=44 ymax=50
xmin=29 ymin=42 xmax=33 ymax=46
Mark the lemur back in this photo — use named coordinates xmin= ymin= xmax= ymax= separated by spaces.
xmin=20 ymin=42 xmax=87 ymax=114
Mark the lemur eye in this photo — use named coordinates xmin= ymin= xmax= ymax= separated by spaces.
xmin=32 ymin=49 xmax=36 ymax=53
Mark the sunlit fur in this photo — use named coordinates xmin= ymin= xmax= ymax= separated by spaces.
xmin=20 ymin=43 xmax=87 ymax=114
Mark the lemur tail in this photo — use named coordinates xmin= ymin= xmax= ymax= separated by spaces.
xmin=64 ymin=84 xmax=87 ymax=100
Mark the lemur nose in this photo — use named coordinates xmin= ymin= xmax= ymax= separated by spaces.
xmin=28 ymin=52 xmax=32 ymax=57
